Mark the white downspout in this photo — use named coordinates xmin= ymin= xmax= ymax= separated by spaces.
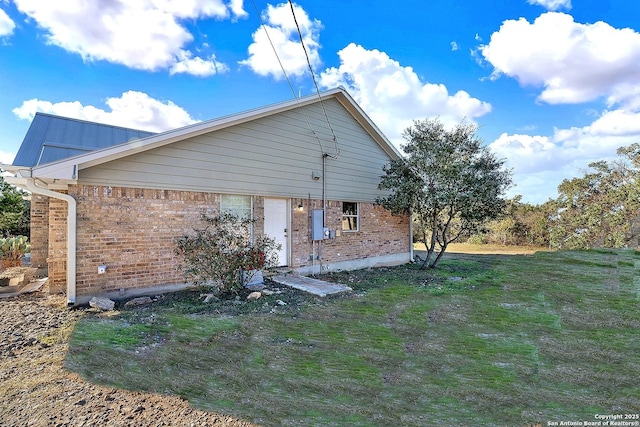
xmin=409 ymin=209 xmax=414 ymax=262
xmin=24 ymin=178 xmax=77 ymax=305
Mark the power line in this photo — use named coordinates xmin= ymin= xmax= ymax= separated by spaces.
xmin=287 ymin=0 xmax=340 ymax=158
xmin=250 ymin=0 xmax=296 ymax=100
xmin=250 ymin=0 xmax=326 ymax=155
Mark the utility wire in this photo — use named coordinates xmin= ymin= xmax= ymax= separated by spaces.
xmin=287 ymin=0 xmax=340 ymax=158
xmin=250 ymin=0 xmax=327 ymax=155
xmin=250 ymin=0 xmax=296 ymax=100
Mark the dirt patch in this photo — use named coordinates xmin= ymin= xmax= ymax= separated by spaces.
xmin=0 ymin=291 xmax=260 ymax=427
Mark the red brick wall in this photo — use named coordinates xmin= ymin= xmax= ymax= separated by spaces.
xmin=29 ymin=194 xmax=49 ymax=269
xmin=70 ymin=185 xmax=219 ymax=297
xmin=292 ymin=200 xmax=410 ymax=267
xmin=290 ymin=199 xmax=410 ymax=269
xmin=48 ymin=194 xmax=68 ymax=293
xmin=46 ymin=187 xmax=409 ymax=298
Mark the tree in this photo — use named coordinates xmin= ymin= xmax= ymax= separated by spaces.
xmin=549 ymin=143 xmax=640 ymax=249
xmin=0 ymin=174 xmax=30 ymax=238
xmin=472 ymin=195 xmax=552 ymax=247
xmin=377 ymin=118 xmax=512 ymax=268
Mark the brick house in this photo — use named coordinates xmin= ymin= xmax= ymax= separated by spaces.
xmin=4 ymin=88 xmax=412 ymax=305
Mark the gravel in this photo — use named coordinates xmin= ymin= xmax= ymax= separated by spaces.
xmin=0 ymin=291 xmax=260 ymax=427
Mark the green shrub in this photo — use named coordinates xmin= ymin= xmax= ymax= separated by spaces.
xmin=466 ymin=234 xmax=487 ymax=245
xmin=0 ymin=235 xmax=30 ymax=261
xmin=175 ymin=212 xmax=280 ymax=296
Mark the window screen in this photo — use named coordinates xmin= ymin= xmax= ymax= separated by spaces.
xmin=221 ymin=195 xmax=252 ymax=220
xmin=342 ymin=202 xmax=359 ymax=231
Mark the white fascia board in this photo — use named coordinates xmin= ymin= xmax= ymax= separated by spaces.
xmin=2 ymin=164 xmax=74 ymax=191
xmin=1 ymin=163 xmax=26 ymax=174
xmin=31 ymin=163 xmax=78 ymax=181
xmin=4 ymin=174 xmax=28 ymax=188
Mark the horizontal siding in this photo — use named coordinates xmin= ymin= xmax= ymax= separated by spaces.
xmin=79 ymin=99 xmax=393 ymax=202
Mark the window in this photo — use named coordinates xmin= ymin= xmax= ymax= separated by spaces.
xmin=221 ymin=195 xmax=252 ymax=220
xmin=342 ymin=202 xmax=359 ymax=231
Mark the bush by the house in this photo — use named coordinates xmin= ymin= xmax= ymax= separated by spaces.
xmin=175 ymin=212 xmax=280 ymax=296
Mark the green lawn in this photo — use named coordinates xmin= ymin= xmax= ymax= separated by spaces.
xmin=65 ymin=248 xmax=640 ymax=426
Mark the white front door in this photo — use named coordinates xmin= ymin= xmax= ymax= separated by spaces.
xmin=264 ymin=198 xmax=288 ymax=266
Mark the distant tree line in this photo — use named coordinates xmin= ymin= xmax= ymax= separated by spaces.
xmin=468 ymin=143 xmax=640 ymax=249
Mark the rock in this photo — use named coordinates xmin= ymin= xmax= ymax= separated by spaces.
xmin=124 ymin=297 xmax=153 ymax=307
xmin=246 ymin=291 xmax=262 ymax=301
xmin=89 ymin=297 xmax=115 ymax=311
xmin=201 ymin=293 xmax=217 ymax=303
xmin=261 ymin=289 xmax=274 ymax=296
xmin=276 ymin=300 xmax=287 ymax=306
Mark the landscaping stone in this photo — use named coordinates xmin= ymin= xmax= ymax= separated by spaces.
xmin=246 ymin=291 xmax=262 ymax=301
xmin=89 ymin=296 xmax=115 ymax=311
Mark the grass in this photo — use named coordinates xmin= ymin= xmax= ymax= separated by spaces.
xmin=65 ymin=248 xmax=640 ymax=426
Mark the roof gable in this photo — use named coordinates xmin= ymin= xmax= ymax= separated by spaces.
xmin=12 ymin=113 xmax=156 ymax=167
xmin=24 ymin=88 xmax=400 ymax=181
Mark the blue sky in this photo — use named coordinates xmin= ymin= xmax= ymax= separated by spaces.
xmin=1 ymin=0 xmax=640 ymax=204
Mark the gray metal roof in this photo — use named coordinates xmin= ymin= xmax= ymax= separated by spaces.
xmin=12 ymin=112 xmax=156 ymax=167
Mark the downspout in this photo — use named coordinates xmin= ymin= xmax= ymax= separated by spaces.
xmin=409 ymin=208 xmax=414 ymax=262
xmin=24 ymin=178 xmax=77 ymax=305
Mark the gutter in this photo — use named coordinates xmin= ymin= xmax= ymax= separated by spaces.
xmin=5 ymin=168 xmax=78 ymax=305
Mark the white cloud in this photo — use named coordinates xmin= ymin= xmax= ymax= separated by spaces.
xmin=527 ymin=0 xmax=571 ymax=11
xmin=12 ymin=91 xmax=198 ymax=132
xmin=319 ymin=43 xmax=492 ymax=147
xmin=228 ymin=0 xmax=249 ymax=20
xmin=170 ymin=50 xmax=229 ymax=77
xmin=12 ymin=0 xmax=244 ymax=74
xmin=450 ymin=41 xmax=459 ymax=51
xmin=0 ymin=150 xmax=15 ymax=165
xmin=489 ymin=108 xmax=640 ymax=203
xmin=239 ymin=2 xmax=322 ymax=79
xmin=480 ymin=13 xmax=640 ymax=108
xmin=589 ymin=109 xmax=640 ymax=136
xmin=0 ymin=7 xmax=15 ymax=36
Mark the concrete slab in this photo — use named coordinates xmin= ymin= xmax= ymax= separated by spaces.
xmin=271 ymin=274 xmax=352 ymax=297
xmin=19 ymin=278 xmax=47 ymax=294
xmin=0 ymin=278 xmax=47 ymax=299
